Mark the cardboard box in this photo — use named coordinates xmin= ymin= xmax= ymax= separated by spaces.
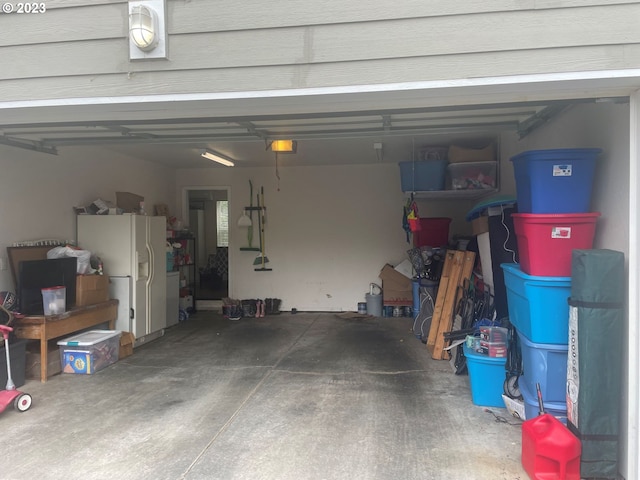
xmin=76 ymin=274 xmax=110 ymax=306
xmin=471 ymin=215 xmax=489 ymax=236
xmin=119 ymin=332 xmax=135 ymax=360
xmin=379 ymin=264 xmax=413 ymax=306
xmin=448 ymin=143 xmax=496 ymax=163
xmin=116 ymin=191 xmax=144 ymax=213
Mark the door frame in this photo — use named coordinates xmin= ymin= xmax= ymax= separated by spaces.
xmin=181 ymin=185 xmax=232 ymax=307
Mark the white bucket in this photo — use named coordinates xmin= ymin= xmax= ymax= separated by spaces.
xmin=365 ymin=293 xmax=382 ymax=317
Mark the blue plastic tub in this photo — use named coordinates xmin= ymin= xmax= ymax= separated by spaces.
xmin=501 ymin=263 xmax=571 ymax=345
xmin=520 ymin=378 xmax=567 ymax=425
xmin=464 ymin=344 xmax=507 ymax=407
xmin=399 ymin=159 xmax=447 ymax=192
xmin=510 ymin=148 xmax=600 ymax=213
xmin=518 ymin=330 xmax=568 ymax=404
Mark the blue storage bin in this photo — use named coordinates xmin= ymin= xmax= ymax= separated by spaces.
xmin=518 ymin=330 xmax=568 ymax=404
xmin=463 ymin=344 xmax=507 ymax=407
xmin=520 ymin=378 xmax=567 ymax=425
xmin=501 ymin=263 xmax=571 ymax=345
xmin=399 ymin=159 xmax=447 ymax=192
xmin=510 ymin=148 xmax=600 ymax=213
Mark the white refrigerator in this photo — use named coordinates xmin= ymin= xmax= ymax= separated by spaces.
xmin=77 ymin=214 xmax=167 ymax=342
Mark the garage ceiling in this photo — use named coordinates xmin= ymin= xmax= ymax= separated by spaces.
xmin=0 ymin=98 xmax=595 ymax=168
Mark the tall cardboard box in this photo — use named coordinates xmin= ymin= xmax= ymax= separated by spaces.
xmin=379 ymin=264 xmax=413 ymax=306
xmin=119 ymin=332 xmax=135 ymax=360
xmin=76 ymin=274 xmax=110 ymax=306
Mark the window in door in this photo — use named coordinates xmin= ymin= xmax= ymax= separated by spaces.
xmin=216 ymin=200 xmax=229 ymax=247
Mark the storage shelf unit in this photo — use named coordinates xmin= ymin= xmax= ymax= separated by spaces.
xmin=170 ymin=235 xmax=196 ymax=312
xmin=406 ymin=188 xmax=498 ymax=200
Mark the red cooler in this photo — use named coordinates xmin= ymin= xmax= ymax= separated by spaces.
xmin=522 ymin=413 xmax=581 ymax=480
xmin=512 ymin=213 xmax=600 ymax=277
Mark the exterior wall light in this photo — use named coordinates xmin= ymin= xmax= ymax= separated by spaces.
xmin=129 ymin=0 xmax=167 ymax=60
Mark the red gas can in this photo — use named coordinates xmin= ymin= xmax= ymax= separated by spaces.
xmin=522 ymin=413 xmax=581 ymax=480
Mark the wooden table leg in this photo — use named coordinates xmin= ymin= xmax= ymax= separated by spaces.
xmin=40 ymin=329 xmax=48 ymax=383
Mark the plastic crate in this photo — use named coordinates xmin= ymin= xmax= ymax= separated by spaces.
xmin=510 ymin=148 xmax=600 ymax=213
xmin=501 ymin=264 xmax=571 ymax=345
xmin=399 ymin=159 xmax=447 ymax=192
xmin=512 ymin=213 xmax=600 ymax=277
xmin=58 ymin=330 xmax=120 ymax=374
xmin=412 ymin=217 xmax=451 ymax=248
xmin=463 ymin=343 xmax=507 ymax=407
xmin=520 ymin=379 xmax=567 ymax=425
xmin=518 ymin=330 xmax=569 ymax=403
xmin=448 ymin=161 xmax=497 ymax=190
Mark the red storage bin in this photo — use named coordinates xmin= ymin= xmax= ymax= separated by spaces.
xmin=512 ymin=213 xmax=600 ymax=277
xmin=412 ymin=217 xmax=451 ymax=247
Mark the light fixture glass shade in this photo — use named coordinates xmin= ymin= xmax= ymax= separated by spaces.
xmin=201 ymin=150 xmax=235 ymax=167
xmin=130 ymin=5 xmax=159 ymax=51
xmin=270 ymin=140 xmax=297 ymax=153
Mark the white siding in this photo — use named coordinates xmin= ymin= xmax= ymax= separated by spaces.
xmin=1 ymin=1 xmax=640 ymax=101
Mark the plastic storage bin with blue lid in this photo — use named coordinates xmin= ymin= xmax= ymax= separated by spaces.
xmin=517 ymin=330 xmax=569 ymax=404
xmin=463 ymin=343 xmax=507 ymax=407
xmin=501 ymin=263 xmax=571 ymax=345
xmin=510 ymin=148 xmax=601 ymax=213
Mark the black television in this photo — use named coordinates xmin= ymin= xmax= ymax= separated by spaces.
xmin=17 ymin=257 xmax=77 ymax=315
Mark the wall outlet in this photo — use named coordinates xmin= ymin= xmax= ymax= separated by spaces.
xmin=373 ymin=142 xmax=383 ymax=150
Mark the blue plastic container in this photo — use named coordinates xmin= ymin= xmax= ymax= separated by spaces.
xmin=520 ymin=378 xmax=567 ymax=425
xmin=518 ymin=330 xmax=568 ymax=404
xmin=501 ymin=264 xmax=571 ymax=345
xmin=510 ymin=148 xmax=600 ymax=213
xmin=399 ymin=159 xmax=447 ymax=192
xmin=463 ymin=344 xmax=507 ymax=407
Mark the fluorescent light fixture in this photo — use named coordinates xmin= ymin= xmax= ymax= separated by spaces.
xmin=269 ymin=140 xmax=297 ymax=153
xmin=201 ymin=149 xmax=235 ymax=167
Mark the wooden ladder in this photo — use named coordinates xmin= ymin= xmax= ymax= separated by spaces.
xmin=426 ymin=250 xmax=476 ymax=360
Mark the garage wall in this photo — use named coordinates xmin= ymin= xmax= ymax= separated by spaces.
xmin=500 ymin=101 xmax=630 ymax=479
xmin=175 ymin=162 xmax=478 ymax=311
xmin=2 ymin=1 xmax=640 ymax=101
xmin=0 ymin=144 xmax=176 ymax=292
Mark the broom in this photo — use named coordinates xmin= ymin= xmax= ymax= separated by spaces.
xmin=254 ymin=187 xmax=272 ymax=271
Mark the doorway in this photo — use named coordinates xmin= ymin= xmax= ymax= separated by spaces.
xmin=183 ymin=187 xmax=230 ymax=305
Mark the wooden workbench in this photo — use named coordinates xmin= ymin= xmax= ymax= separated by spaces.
xmin=13 ymin=299 xmax=118 ymax=382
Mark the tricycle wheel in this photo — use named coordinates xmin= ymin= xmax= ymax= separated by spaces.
xmin=14 ymin=393 xmax=32 ymax=412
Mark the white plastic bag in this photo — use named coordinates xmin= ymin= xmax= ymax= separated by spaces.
xmin=47 ymin=246 xmax=92 ymax=274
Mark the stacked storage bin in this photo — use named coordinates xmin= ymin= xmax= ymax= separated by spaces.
xmin=502 ymin=148 xmax=601 ymax=421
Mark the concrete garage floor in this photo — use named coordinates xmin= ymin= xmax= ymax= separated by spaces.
xmin=2 ymin=312 xmax=526 ymax=480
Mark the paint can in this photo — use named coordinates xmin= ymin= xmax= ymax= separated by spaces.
xmin=357 ymin=302 xmax=367 ymax=314
xmin=383 ymin=306 xmax=394 ymax=317
xmin=393 ymin=306 xmax=403 ymax=317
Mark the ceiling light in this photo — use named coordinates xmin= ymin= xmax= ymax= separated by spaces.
xmin=269 ymin=140 xmax=297 ymax=153
xmin=201 ymin=150 xmax=235 ymax=167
